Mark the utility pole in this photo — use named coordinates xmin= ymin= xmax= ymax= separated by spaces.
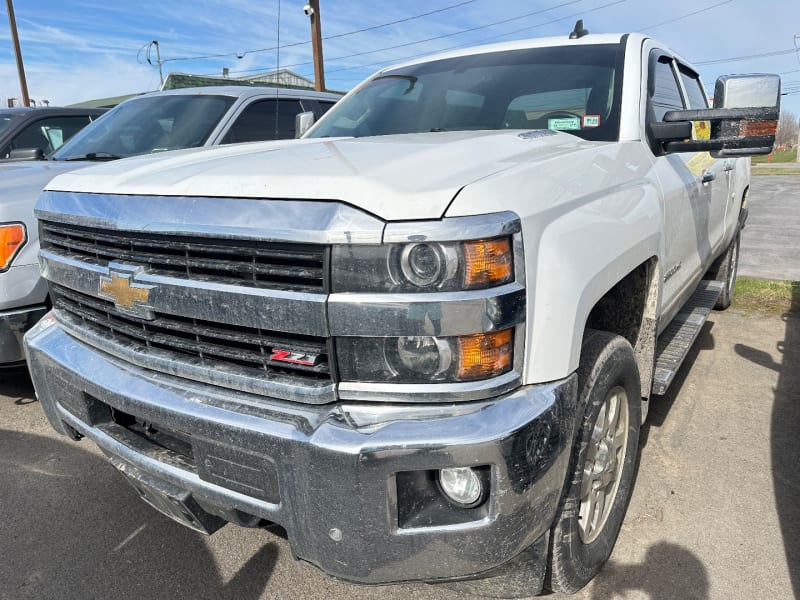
xmin=150 ymin=40 xmax=164 ymax=87
xmin=305 ymin=0 xmax=326 ymax=91
xmin=5 ymin=0 xmax=31 ymax=107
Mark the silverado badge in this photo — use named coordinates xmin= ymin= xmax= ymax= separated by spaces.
xmin=98 ymin=264 xmax=155 ymax=320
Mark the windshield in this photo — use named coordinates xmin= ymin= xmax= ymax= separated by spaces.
xmin=51 ymin=94 xmax=236 ymax=160
xmin=309 ymin=43 xmax=624 ymax=142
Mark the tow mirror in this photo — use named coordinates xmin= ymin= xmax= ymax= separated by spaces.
xmin=295 ymin=111 xmax=316 ymax=138
xmin=653 ymin=73 xmax=780 ymax=157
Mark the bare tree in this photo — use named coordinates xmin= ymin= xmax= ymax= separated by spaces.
xmin=775 ymin=110 xmax=799 ymax=148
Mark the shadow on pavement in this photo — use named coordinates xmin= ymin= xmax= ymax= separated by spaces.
xmin=589 ymin=542 xmax=709 ymax=600
xmin=734 ymin=286 xmax=800 ymax=600
xmin=0 ymin=429 xmax=278 ymax=600
xmin=0 ymin=365 xmax=35 ymax=405
xmin=641 ymin=321 xmax=715 ymax=442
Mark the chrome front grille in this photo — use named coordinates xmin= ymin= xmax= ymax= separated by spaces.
xmin=40 ymin=221 xmax=328 ymax=292
xmin=50 ymin=284 xmax=334 ymax=399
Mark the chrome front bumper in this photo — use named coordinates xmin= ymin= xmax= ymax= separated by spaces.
xmin=25 ymin=315 xmax=577 ymax=586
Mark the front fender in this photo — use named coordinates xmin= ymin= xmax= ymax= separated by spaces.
xmin=446 ymin=141 xmax=662 ymax=384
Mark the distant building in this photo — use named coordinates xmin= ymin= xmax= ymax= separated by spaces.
xmin=70 ymin=69 xmax=344 ymax=109
xmin=162 ymin=69 xmax=342 ymax=93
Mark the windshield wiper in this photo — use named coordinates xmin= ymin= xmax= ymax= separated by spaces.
xmin=61 ymin=152 xmax=122 ymax=162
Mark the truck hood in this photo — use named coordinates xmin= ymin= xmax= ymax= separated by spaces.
xmin=45 ymin=131 xmax=599 ymax=221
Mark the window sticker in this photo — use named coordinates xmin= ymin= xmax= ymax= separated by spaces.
xmin=548 ymin=117 xmax=581 ymax=131
xmin=582 ymin=115 xmax=600 ymax=128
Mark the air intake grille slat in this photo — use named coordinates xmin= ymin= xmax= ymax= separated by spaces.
xmin=51 ymin=284 xmax=331 ymax=380
xmin=40 ymin=221 xmax=328 ymax=292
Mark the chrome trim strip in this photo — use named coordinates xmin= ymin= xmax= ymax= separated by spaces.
xmin=328 ymin=282 xmax=525 ymax=337
xmin=337 ymin=370 xmax=521 ymax=402
xmin=40 ymin=249 xmax=328 ymax=336
xmin=36 ymin=191 xmax=386 ymax=245
xmin=54 ymin=310 xmax=337 ymax=403
xmin=383 ymin=211 xmax=521 ymax=243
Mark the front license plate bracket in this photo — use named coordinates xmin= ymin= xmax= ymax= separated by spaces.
xmin=109 ymin=456 xmax=226 ymax=535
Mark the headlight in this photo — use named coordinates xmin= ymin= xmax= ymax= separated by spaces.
xmin=336 ymin=329 xmax=513 ymax=384
xmin=331 ymin=236 xmax=513 ymax=293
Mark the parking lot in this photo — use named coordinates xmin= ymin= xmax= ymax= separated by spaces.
xmin=1 ymin=176 xmax=798 ymax=600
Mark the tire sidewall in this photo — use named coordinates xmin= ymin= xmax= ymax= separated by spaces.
xmin=716 ymin=231 xmax=740 ymax=310
xmin=549 ymin=334 xmax=642 ymax=592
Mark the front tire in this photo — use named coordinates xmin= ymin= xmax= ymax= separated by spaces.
xmin=712 ymin=231 xmax=740 ymax=310
xmin=547 ymin=330 xmax=641 ymax=594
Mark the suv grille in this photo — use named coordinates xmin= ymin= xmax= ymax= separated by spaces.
xmin=40 ymin=221 xmax=328 ymax=292
xmin=50 ymin=284 xmax=332 ymax=384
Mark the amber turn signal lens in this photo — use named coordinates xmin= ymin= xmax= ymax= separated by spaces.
xmin=740 ymin=120 xmax=778 ymax=137
xmin=0 ymin=223 xmax=26 ymax=270
xmin=457 ymin=329 xmax=513 ymax=380
xmin=464 ymin=238 xmax=513 ymax=288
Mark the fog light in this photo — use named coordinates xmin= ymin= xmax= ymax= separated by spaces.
xmin=438 ymin=467 xmax=484 ymax=507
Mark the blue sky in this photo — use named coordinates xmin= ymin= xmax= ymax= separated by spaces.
xmin=2 ymin=0 xmax=799 ymax=116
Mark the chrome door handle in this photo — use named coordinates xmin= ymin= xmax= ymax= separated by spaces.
xmin=723 ymin=163 xmax=734 ymax=172
xmin=701 ymin=171 xmax=716 ymax=183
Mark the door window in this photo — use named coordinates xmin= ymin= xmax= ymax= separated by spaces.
xmin=222 ymin=99 xmax=304 ymax=143
xmin=648 ymin=55 xmax=685 ymax=123
xmin=1 ymin=115 xmax=94 ymax=158
xmin=678 ymin=67 xmax=709 ymax=109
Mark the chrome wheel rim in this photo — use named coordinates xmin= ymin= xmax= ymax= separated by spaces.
xmin=578 ymin=385 xmax=629 ymax=544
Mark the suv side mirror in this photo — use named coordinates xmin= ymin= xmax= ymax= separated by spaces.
xmin=8 ymin=147 xmax=46 ymax=161
xmin=295 ymin=111 xmax=316 ymax=138
xmin=652 ymin=73 xmax=780 ymax=157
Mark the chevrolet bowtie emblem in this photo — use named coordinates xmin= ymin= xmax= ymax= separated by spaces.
xmin=99 ymin=266 xmax=155 ymax=319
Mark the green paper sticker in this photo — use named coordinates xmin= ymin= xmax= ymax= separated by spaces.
xmin=548 ymin=117 xmax=581 ymax=131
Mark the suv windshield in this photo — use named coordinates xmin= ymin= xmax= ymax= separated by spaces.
xmin=51 ymin=94 xmax=235 ymax=161
xmin=308 ymin=43 xmax=624 ymax=142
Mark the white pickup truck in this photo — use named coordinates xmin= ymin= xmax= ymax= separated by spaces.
xmin=24 ymin=28 xmax=779 ymax=596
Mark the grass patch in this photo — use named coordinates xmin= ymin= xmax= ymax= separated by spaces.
xmin=751 ymin=148 xmax=797 ymax=163
xmin=751 ymin=168 xmax=800 ymax=176
xmin=732 ymin=278 xmax=800 ymax=314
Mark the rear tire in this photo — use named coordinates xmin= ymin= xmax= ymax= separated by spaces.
xmin=712 ymin=231 xmax=740 ymax=310
xmin=547 ymin=330 xmax=641 ymax=594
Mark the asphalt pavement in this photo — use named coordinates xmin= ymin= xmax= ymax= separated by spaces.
xmin=739 ymin=175 xmax=800 ymax=281
xmin=1 ymin=174 xmax=798 ymax=600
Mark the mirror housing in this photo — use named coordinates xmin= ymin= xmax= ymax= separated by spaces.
xmin=653 ymin=73 xmax=780 ymax=157
xmin=295 ymin=111 xmax=316 ymax=138
xmin=8 ymin=147 xmax=46 ymax=161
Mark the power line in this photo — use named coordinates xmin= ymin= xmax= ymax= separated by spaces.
xmin=324 ymin=0 xmax=476 ymax=42
xmin=285 ymin=0 xmax=587 ymax=69
xmin=160 ymin=0 xmax=477 ymax=64
xmin=449 ymin=0 xmax=625 ymax=45
xmin=695 ymin=48 xmax=797 ymax=66
xmin=216 ymin=0 xmax=627 ymax=79
xmin=640 ymin=0 xmax=733 ymax=31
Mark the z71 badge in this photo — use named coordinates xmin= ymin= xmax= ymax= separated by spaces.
xmin=269 ymin=349 xmax=320 ymax=366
